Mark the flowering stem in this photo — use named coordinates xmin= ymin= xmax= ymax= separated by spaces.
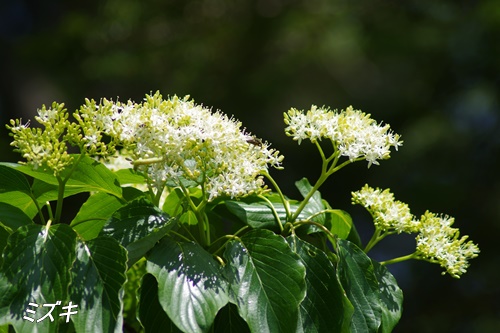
xmin=328 ymin=157 xmax=364 ymax=175
xmin=364 ymin=228 xmax=387 ymax=253
xmin=263 ymin=172 xmax=291 ymax=221
xmin=380 ymin=253 xmax=418 ymax=265
xmin=54 ymin=153 xmax=85 ymax=223
xmin=290 ymin=173 xmax=328 ymax=222
xmin=178 ymin=181 xmax=209 ymax=246
xmin=291 ymin=145 xmax=337 ymax=222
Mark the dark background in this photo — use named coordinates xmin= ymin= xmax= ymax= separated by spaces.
xmin=1 ymin=0 xmax=499 ymax=332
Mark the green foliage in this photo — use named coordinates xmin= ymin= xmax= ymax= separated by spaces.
xmin=0 ymin=93 xmax=476 ymax=332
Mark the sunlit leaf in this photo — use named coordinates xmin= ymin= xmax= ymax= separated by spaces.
xmin=70 ymin=237 xmax=128 ymax=333
xmin=71 ymin=187 xmax=144 ymax=240
xmin=0 ymin=224 xmax=77 ymax=332
xmin=100 ymin=197 xmax=176 ymax=265
xmin=0 ymin=203 xmax=33 ymax=231
xmin=138 ymin=274 xmax=183 ymax=333
xmin=223 ymin=229 xmax=306 ymax=333
xmin=372 ymin=261 xmax=403 ymax=333
xmin=147 ymin=237 xmax=229 ymax=333
xmin=7 ymin=155 xmax=122 ymax=198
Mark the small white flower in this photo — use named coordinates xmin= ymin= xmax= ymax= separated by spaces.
xmin=415 ymin=211 xmax=480 ymax=278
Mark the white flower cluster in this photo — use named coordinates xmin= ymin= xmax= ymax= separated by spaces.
xmin=284 ymin=105 xmax=402 ymax=167
xmin=85 ymin=92 xmax=283 ymax=201
xmin=352 ymin=184 xmax=480 ymax=277
xmin=351 ymin=184 xmax=419 ymax=234
xmin=415 ymin=211 xmax=480 ymax=278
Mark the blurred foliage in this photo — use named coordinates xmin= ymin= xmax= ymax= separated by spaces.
xmin=1 ymin=0 xmax=499 ymax=332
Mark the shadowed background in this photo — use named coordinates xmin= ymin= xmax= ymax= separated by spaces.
xmin=1 ymin=0 xmax=499 ymax=332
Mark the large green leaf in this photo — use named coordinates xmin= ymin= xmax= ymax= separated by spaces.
xmin=287 ymin=236 xmax=353 ymax=332
xmin=100 ymin=197 xmax=176 ymax=265
xmin=329 ymin=209 xmax=354 ymax=240
xmin=71 ymin=192 xmax=123 ymax=240
xmin=6 ymin=155 xmax=123 ymax=198
xmin=0 ymin=203 xmax=33 ymax=231
xmin=70 ymin=237 xmax=128 ymax=333
xmin=223 ymin=196 xmax=311 ymax=230
xmin=223 ymin=229 xmax=306 ymax=333
xmin=372 ymin=261 xmax=403 ymax=333
xmin=0 ymin=165 xmax=38 ymax=218
xmin=138 ymin=273 xmax=183 ymax=333
xmin=114 ymin=168 xmax=146 ymax=185
xmin=337 ymin=239 xmax=382 ymax=333
xmin=0 ymin=191 xmax=38 ymax=218
xmin=0 ymin=224 xmax=77 ymax=333
xmin=0 ymin=164 xmax=31 ymax=195
xmin=224 ymin=199 xmax=284 ymax=229
xmin=146 ymin=237 xmax=229 ymax=333
xmin=71 ymin=187 xmax=144 ymax=240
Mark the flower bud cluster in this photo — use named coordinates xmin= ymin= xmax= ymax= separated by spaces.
xmin=352 ymin=185 xmax=479 ymax=277
xmin=351 ymin=184 xmax=419 ymax=234
xmin=7 ymin=102 xmax=73 ymax=176
xmin=284 ymin=105 xmax=402 ymax=167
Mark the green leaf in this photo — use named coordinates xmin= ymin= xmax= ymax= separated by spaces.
xmin=138 ymin=273 xmax=183 ymax=333
xmin=179 ymin=210 xmax=198 ymax=225
xmin=0 ymin=224 xmax=77 ymax=332
xmin=146 ymin=237 xmax=229 ymax=333
xmin=224 ymin=199 xmax=283 ymax=229
xmin=162 ymin=187 xmax=185 ymax=217
xmin=100 ymin=198 xmax=176 ymax=265
xmin=71 ymin=192 xmax=123 ymax=240
xmin=114 ymin=168 xmax=146 ymax=185
xmin=70 ymin=237 xmax=128 ymax=333
xmin=328 ymin=209 xmax=354 ymax=240
xmin=0 ymin=164 xmax=31 ymax=195
xmin=7 ymin=155 xmax=123 ymax=198
xmin=223 ymin=229 xmax=306 ymax=333
xmin=71 ymin=187 xmax=144 ymax=240
xmin=223 ymin=196 xmax=310 ymax=230
xmin=0 ymin=202 xmax=33 ymax=231
xmin=287 ymin=236 xmax=353 ymax=333
xmin=372 ymin=261 xmax=403 ymax=333
xmin=337 ymin=239 xmax=382 ymax=333
xmin=0 ymin=192 xmax=38 ymax=218
xmin=31 ymin=178 xmax=92 ymax=203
